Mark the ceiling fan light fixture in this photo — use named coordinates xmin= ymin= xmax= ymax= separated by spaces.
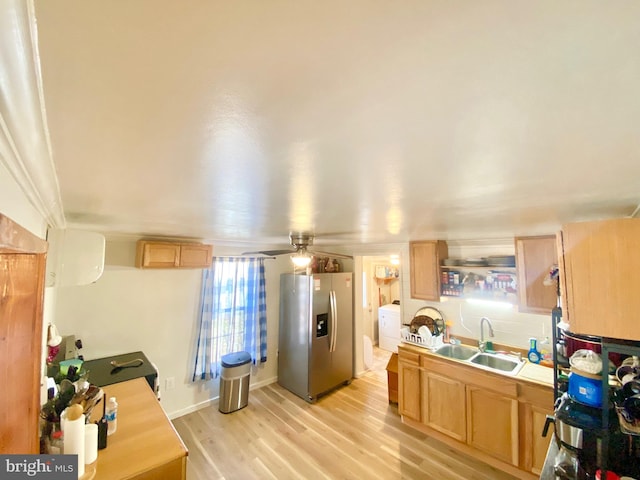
xmin=291 ymin=248 xmax=312 ymax=267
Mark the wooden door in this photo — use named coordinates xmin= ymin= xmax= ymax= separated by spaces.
xmin=560 ymin=218 xmax=640 ymax=340
xmin=519 ymin=402 xmax=552 ymax=475
xmin=179 ymin=244 xmax=212 ymax=268
xmin=466 ymin=386 xmax=519 ymax=466
xmin=422 ymin=370 xmax=466 ymax=441
xmin=398 ymin=360 xmax=421 ymax=421
xmin=136 ymin=241 xmax=180 ymax=268
xmin=0 ymin=214 xmax=47 ymax=454
xmin=409 ymin=241 xmax=447 ymax=301
xmin=518 ymin=382 xmax=554 ymax=474
xmin=515 ymin=236 xmax=558 ymax=314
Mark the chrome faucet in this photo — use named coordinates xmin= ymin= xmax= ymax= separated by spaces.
xmin=478 ymin=316 xmax=495 ymax=352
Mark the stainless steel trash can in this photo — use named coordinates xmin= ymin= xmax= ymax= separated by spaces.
xmin=219 ymin=351 xmax=251 ymax=414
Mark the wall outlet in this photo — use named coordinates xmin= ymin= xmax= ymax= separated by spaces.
xmin=165 ymin=377 xmax=175 ymax=391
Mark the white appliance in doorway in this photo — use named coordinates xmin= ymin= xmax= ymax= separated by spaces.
xmin=378 ymin=304 xmax=401 ymax=352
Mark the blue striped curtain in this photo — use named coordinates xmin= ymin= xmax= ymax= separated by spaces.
xmin=192 ymin=257 xmax=267 ymax=381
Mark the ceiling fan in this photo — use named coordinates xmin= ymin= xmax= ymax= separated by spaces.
xmin=243 ymin=232 xmax=352 ymax=267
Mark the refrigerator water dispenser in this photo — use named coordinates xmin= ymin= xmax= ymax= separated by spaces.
xmin=317 ymin=314 xmax=328 ymax=337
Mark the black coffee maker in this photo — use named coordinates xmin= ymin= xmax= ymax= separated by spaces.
xmin=544 ymin=393 xmax=626 ymax=478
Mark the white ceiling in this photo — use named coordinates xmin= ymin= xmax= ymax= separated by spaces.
xmin=31 ymin=1 xmax=640 ymax=249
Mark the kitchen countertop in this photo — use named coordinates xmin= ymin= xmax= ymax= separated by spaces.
xmin=89 ymin=377 xmax=188 ymax=480
xmin=399 ymin=342 xmax=555 ymax=387
xmin=518 ymin=361 xmax=555 ymax=385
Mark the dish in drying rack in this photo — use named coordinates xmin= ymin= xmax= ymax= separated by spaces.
xmin=410 ymin=315 xmax=438 ymax=335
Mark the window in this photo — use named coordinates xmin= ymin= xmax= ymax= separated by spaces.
xmin=192 ymin=257 xmax=267 ymax=381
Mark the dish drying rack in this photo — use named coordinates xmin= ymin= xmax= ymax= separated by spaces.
xmin=402 ymin=331 xmax=444 ymax=350
xmin=401 ymin=305 xmax=446 ymax=350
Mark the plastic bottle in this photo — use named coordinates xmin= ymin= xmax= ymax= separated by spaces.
xmin=539 ymin=336 xmax=551 ymax=361
xmin=443 ymin=321 xmax=452 ymax=343
xmin=105 ymin=397 xmax=118 ymax=435
xmin=527 ymin=338 xmax=541 ymax=364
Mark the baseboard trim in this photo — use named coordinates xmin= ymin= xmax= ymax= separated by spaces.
xmin=167 ymin=375 xmax=278 ymax=419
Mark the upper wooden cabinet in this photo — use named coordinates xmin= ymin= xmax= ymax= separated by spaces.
xmin=515 ymin=236 xmax=558 ymax=314
xmin=558 ymin=218 xmax=640 ymax=341
xmin=409 ymin=240 xmax=448 ymax=301
xmin=179 ymin=243 xmax=214 ymax=267
xmin=135 ymin=240 xmax=213 ymax=269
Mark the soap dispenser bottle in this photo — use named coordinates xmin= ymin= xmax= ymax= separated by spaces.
xmin=527 ymin=337 xmax=541 ymax=364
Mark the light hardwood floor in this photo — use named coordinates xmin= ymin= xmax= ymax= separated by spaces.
xmin=172 ymin=348 xmax=518 ymax=480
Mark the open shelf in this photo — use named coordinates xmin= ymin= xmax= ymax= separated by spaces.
xmin=599 ymin=338 xmax=640 ymax=473
xmin=439 ymin=265 xmax=517 ymax=301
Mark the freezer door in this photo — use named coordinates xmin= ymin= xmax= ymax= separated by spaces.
xmin=330 ymin=273 xmax=354 ymax=385
xmin=309 ymin=274 xmax=335 ymax=399
xmin=278 ymin=274 xmax=312 ymax=400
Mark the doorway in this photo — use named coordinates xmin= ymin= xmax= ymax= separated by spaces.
xmin=353 ymin=253 xmax=402 ymax=377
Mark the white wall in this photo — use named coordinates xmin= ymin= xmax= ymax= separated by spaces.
xmin=398 ymin=242 xmax=550 ymax=352
xmin=54 ymin=239 xmax=292 ymax=418
xmin=0 ymin=161 xmax=48 ymax=238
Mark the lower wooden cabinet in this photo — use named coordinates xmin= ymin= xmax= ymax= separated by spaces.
xmin=398 ymin=352 xmax=421 ymax=421
xmin=398 ymin=345 xmax=553 ymax=479
xmin=466 ymin=386 xmax=519 ymax=466
xmin=422 ymin=370 xmax=466 ymax=441
xmin=518 ymin=383 xmax=554 ymax=475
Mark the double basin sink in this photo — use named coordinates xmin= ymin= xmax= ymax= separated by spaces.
xmin=433 ymin=344 xmax=526 ymax=376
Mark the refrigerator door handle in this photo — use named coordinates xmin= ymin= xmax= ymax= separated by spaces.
xmin=330 ymin=290 xmax=337 ymax=352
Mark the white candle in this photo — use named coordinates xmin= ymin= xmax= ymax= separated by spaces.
xmin=84 ymin=423 xmax=98 ymax=464
xmin=62 ymin=407 xmax=85 ymax=478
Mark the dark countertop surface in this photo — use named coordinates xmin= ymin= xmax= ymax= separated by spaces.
xmin=83 ymin=351 xmax=157 ymax=389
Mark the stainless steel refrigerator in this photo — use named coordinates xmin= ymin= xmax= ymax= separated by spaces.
xmin=278 ymin=272 xmax=354 ymax=403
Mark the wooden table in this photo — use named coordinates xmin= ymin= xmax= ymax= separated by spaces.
xmin=89 ymin=378 xmax=188 ymax=479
